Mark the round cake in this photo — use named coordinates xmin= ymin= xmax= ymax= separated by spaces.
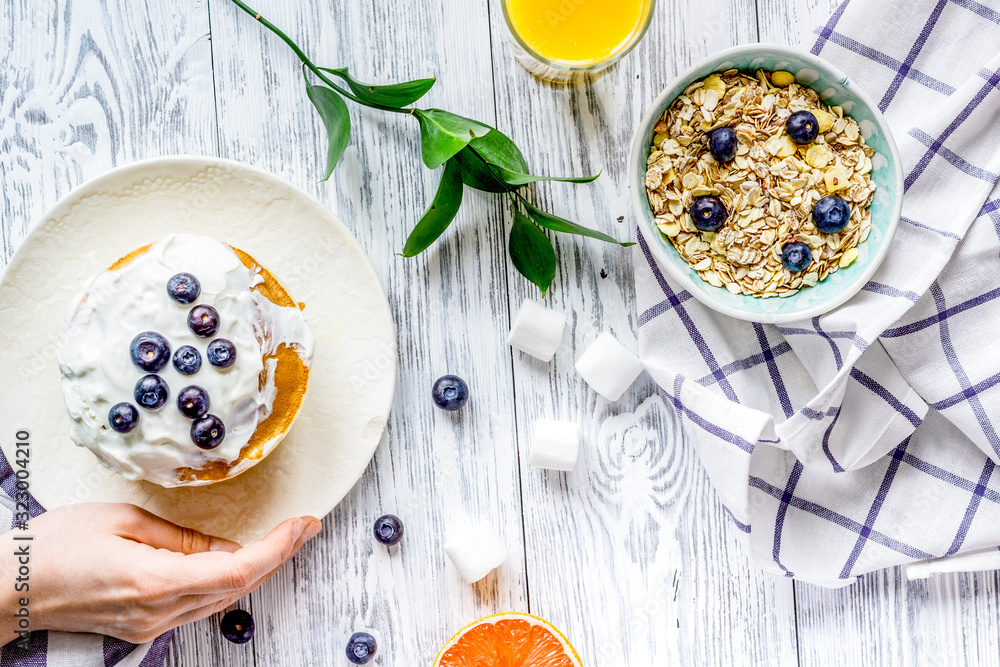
xmin=56 ymin=233 xmax=316 ymax=487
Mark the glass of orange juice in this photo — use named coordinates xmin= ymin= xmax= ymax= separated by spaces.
xmin=502 ymin=0 xmax=656 ymax=81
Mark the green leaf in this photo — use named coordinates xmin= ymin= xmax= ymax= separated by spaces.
xmin=401 ymin=159 xmax=465 ymax=257
xmin=509 ymin=208 xmax=556 ymax=295
xmin=454 ymin=129 xmax=529 ymax=192
xmin=320 ymin=67 xmax=435 ymax=108
xmin=455 ymin=128 xmax=599 ymax=191
xmin=488 ymin=165 xmax=600 ymax=187
xmin=306 ymin=84 xmax=351 ymax=180
xmin=523 ymin=199 xmax=635 ymax=247
xmin=414 ymin=109 xmax=492 ymax=170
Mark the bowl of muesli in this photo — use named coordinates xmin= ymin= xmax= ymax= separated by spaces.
xmin=630 ymin=44 xmax=903 ymax=323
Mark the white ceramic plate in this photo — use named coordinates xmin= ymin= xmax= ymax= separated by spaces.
xmin=0 ymin=156 xmax=396 ymax=543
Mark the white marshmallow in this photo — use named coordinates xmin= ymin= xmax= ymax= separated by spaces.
xmin=507 ymin=299 xmax=567 ymax=362
xmin=530 ymin=418 xmax=581 ymax=471
xmin=575 ymin=332 xmax=645 ymax=401
xmin=444 ymin=521 xmax=509 ymax=584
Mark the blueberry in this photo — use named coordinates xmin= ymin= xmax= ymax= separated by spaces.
xmin=130 ymin=332 xmax=171 ymax=373
xmin=346 ymin=632 xmax=377 ymax=665
xmin=373 ymin=514 xmax=404 ymax=547
xmin=812 ymin=195 xmax=851 ymax=234
xmin=689 ymin=196 xmax=728 ymax=232
xmin=134 ymin=375 xmax=169 ymax=410
xmin=191 ymin=414 xmax=226 ymax=449
xmin=172 ymin=346 xmax=202 ymax=375
xmin=708 ymin=127 xmax=738 ymax=163
xmin=432 ymin=375 xmax=469 ymax=411
xmin=166 ymin=273 xmax=201 ymax=305
xmin=781 ymin=242 xmax=813 ymax=273
xmin=108 ymin=403 xmax=139 ymax=434
xmin=220 ymin=609 xmax=254 ymax=645
xmin=786 ymin=110 xmax=819 ymax=144
xmin=177 ymin=386 xmax=210 ymax=419
xmin=207 ymin=339 xmax=237 ymax=369
xmin=188 ymin=305 xmax=220 ymax=338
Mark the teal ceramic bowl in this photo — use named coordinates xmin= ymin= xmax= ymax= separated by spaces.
xmin=629 ymin=44 xmax=903 ymax=323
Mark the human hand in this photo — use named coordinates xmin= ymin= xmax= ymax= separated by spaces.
xmin=0 ymin=502 xmax=321 ymax=645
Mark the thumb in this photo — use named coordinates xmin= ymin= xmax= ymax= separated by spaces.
xmin=182 ymin=516 xmax=322 ymax=594
xmin=112 ymin=504 xmax=241 ymax=554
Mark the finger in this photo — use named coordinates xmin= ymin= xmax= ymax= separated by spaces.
xmin=190 ymin=516 xmax=320 ymax=601
xmin=111 ymin=505 xmax=242 ymax=555
xmin=171 ymin=532 xmax=308 ymax=630
xmin=182 ymin=516 xmax=320 ymax=594
xmin=162 ymin=523 xmax=319 ymax=637
xmin=165 ymin=592 xmax=254 ymax=637
xmin=136 ymin=593 xmax=243 ymax=644
xmin=153 ymin=516 xmax=319 ymax=595
xmin=173 ymin=553 xmax=290 ymax=619
xmin=175 ymin=517 xmax=315 ymax=605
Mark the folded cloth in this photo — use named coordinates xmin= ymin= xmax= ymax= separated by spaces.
xmin=636 ymin=0 xmax=1000 ymax=585
xmin=0 ymin=449 xmax=173 ymax=665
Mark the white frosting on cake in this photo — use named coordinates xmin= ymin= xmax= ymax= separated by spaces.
xmin=56 ymin=233 xmax=315 ymax=487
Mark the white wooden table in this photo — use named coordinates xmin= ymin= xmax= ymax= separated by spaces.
xmin=4 ymin=0 xmax=1000 ymax=665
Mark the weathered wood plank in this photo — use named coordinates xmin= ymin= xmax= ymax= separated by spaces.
xmin=794 ymin=570 xmax=1000 ymax=666
xmin=485 ymin=0 xmax=798 ymax=665
xmin=0 ymin=0 xmax=219 ymax=263
xmin=756 ymin=0 xmax=838 ymax=48
xmin=205 ymin=0 xmax=527 ymax=663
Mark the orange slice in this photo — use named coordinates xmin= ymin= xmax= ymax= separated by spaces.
xmin=433 ymin=612 xmax=583 ymax=667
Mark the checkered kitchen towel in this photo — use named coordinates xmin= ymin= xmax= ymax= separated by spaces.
xmin=636 ymin=0 xmax=1000 ymax=585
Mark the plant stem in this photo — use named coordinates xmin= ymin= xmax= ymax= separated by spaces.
xmin=227 ymin=0 xmax=411 ymax=115
xmin=228 ymin=0 xmax=523 ymax=178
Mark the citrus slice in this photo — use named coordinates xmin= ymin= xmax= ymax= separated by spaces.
xmin=433 ymin=612 xmax=583 ymax=667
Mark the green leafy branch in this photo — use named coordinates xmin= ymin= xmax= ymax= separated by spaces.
xmin=228 ymin=0 xmax=634 ymax=294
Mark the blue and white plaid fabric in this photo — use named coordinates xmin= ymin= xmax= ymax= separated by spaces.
xmin=636 ymin=0 xmax=1000 ymax=585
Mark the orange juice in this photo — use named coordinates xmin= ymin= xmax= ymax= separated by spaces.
xmin=505 ymin=0 xmax=652 ymax=66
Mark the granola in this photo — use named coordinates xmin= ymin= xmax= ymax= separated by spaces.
xmin=644 ymin=69 xmax=876 ymax=298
